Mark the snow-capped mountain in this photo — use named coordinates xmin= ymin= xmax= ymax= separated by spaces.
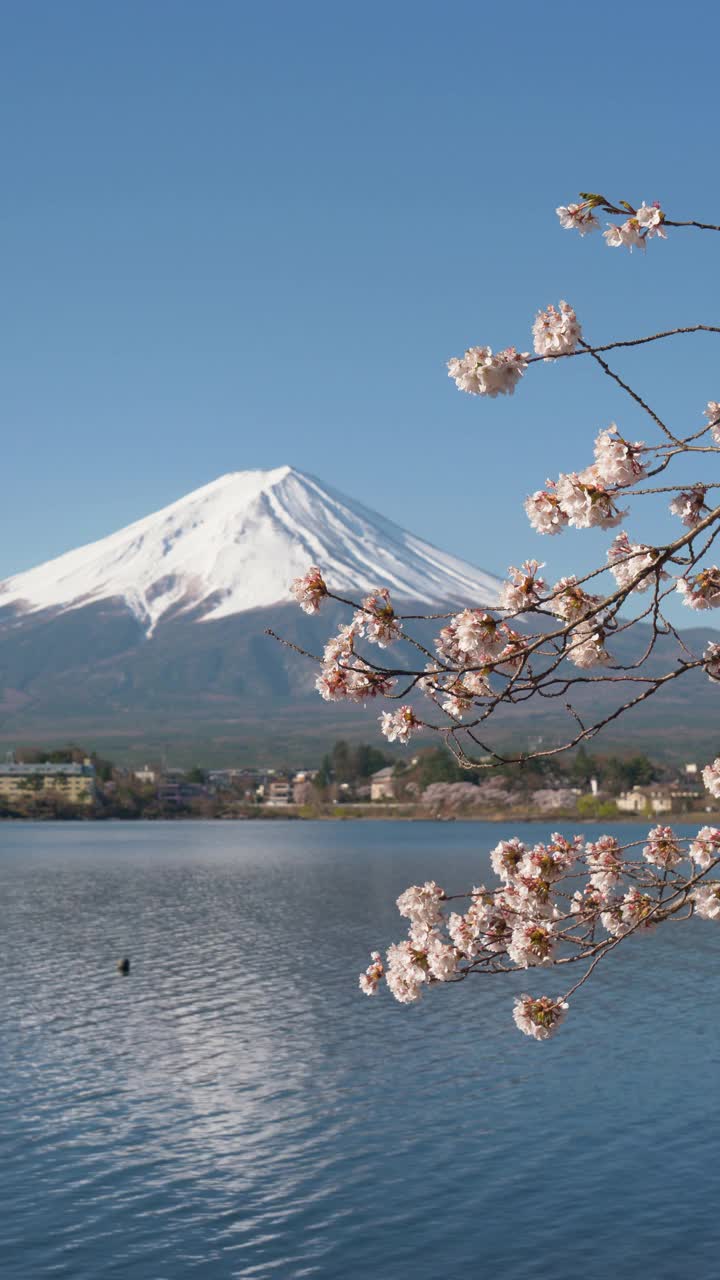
xmin=0 ymin=466 xmax=500 ymax=633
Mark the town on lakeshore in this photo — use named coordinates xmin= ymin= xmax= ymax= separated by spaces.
xmin=0 ymin=743 xmax=716 ymax=822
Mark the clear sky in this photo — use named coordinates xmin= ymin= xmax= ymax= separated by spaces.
xmin=3 ymin=0 xmax=720 ymax=592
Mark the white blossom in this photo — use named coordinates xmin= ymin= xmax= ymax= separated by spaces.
xmin=592 ymin=426 xmax=646 ymax=487
xmin=566 ymin=621 xmax=611 ymax=669
xmin=396 ymin=880 xmax=444 ymax=926
xmin=643 ymin=825 xmax=682 ymax=870
xmin=702 ymin=758 xmax=720 ymax=799
xmin=290 ymin=565 xmax=328 ymax=613
xmin=499 ymin=560 xmax=546 ymax=613
xmin=358 ymin=951 xmax=384 ymax=996
xmin=379 ymin=706 xmax=419 ymax=744
xmin=694 ymin=883 xmax=720 ymax=921
xmin=703 ymin=642 xmax=720 ymax=682
xmin=532 ymin=301 xmax=582 ymax=359
xmin=586 ymin=835 xmax=623 ymax=893
xmin=556 ymin=202 xmax=600 ymax=235
xmin=556 ymin=471 xmax=626 ymax=530
xmin=705 ymin=401 xmax=720 ymax=445
xmin=355 ymin=588 xmax=402 ymax=647
xmin=669 ymin=486 xmax=707 ymax=528
xmin=676 ymin=568 xmax=720 ymax=610
xmin=607 ymin=531 xmax=658 ymax=592
xmin=507 ymin=920 xmax=556 ymax=968
xmin=525 ymin=485 xmax=570 ymax=535
xmin=447 ymin=345 xmax=529 ymax=398
xmin=513 ymin=994 xmax=568 ymax=1040
xmin=689 ymin=826 xmax=720 ymax=871
xmin=547 ymin=577 xmax=602 ymax=622
xmin=490 ymin=837 xmax=526 ymax=882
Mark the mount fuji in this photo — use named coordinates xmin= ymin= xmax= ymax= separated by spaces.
xmin=0 ymin=468 xmax=502 ymax=762
xmin=0 ymin=466 xmax=500 ymax=634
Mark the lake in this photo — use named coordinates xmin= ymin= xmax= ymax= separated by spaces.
xmin=1 ymin=819 xmax=719 ymax=1279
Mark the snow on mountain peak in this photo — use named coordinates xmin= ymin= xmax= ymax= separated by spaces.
xmin=0 ymin=466 xmax=501 ymax=633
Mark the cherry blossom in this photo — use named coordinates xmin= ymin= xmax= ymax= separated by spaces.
xmin=620 ymin=887 xmax=657 ymax=931
xmin=607 ymin=531 xmax=659 ymax=592
xmin=693 ymin=884 xmax=720 ymax=921
xmin=355 ymin=588 xmax=402 ymax=647
xmin=566 ymin=622 xmax=611 ymax=669
xmin=524 ymin=485 xmax=570 ymax=535
xmin=669 ymin=486 xmax=707 ymax=528
xmin=703 ymin=642 xmax=720 ymax=682
xmin=705 ymin=401 xmax=720 ymax=444
xmin=546 ymin=576 xmax=602 ymax=622
xmin=290 ymin=565 xmax=328 ymax=613
xmin=643 ymin=825 xmax=682 ymax=870
xmin=379 ymin=705 xmax=419 ymax=744
xmin=555 ymin=471 xmax=626 ymax=530
xmin=507 ymin=920 xmax=556 ymax=968
xmin=447 ymin=345 xmax=529 ymax=398
xmin=702 ymin=758 xmax=720 ymax=798
xmin=556 ymin=202 xmax=600 ymax=235
xmin=586 ymin=835 xmax=623 ymax=893
xmin=490 ymin=836 xmax=527 ymax=882
xmin=396 ymin=881 xmax=444 ymax=926
xmin=358 ymin=951 xmax=384 ymax=995
xmin=688 ymin=826 xmax=720 ymax=871
xmin=676 ymin=567 xmax=720 ymax=610
xmin=592 ymin=426 xmax=647 ymax=487
xmin=513 ymin=994 xmax=569 ymax=1040
xmin=532 ymin=301 xmax=582 ymax=359
xmin=499 ymin=560 xmax=546 ymax=613
xmin=603 ymin=205 xmax=666 ymax=251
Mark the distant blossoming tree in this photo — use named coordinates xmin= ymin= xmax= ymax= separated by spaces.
xmin=282 ymin=192 xmax=720 ymax=1040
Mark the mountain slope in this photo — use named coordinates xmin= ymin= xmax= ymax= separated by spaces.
xmin=0 ymin=466 xmax=501 ymax=634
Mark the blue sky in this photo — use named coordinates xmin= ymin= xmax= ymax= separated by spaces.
xmin=3 ymin=0 xmax=720 ymax=591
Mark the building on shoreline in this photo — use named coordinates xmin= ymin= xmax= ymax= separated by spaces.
xmin=0 ymin=759 xmax=96 ymax=806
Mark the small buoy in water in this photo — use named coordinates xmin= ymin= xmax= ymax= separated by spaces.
xmin=117 ymin=958 xmax=130 ymax=975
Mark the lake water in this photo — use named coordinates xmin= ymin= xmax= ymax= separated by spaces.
xmin=2 ymin=819 xmax=719 ymax=1279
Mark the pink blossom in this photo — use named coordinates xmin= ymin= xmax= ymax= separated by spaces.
xmin=702 ymin=758 xmax=720 ymax=799
xmin=500 ymin=560 xmax=546 ymax=613
xmin=525 ymin=485 xmax=570 ymax=536
xmin=620 ymin=887 xmax=657 ymax=931
xmin=703 ymin=642 xmax=720 ymax=682
xmin=490 ymin=836 xmax=527 ymax=882
xmin=385 ymin=940 xmax=427 ymax=1003
xmin=694 ymin=884 xmax=720 ymax=921
xmin=379 ymin=705 xmax=419 ymax=744
xmin=547 ymin=576 xmax=602 ymax=622
xmin=592 ymin=426 xmax=646 ymax=487
xmin=676 ymin=567 xmax=720 ymax=610
xmin=643 ymin=825 xmax=682 ymax=870
xmin=566 ymin=622 xmax=611 ymax=669
xmin=447 ymin=345 xmax=529 ymax=398
xmin=355 ymin=588 xmax=402 ymax=648
xmin=532 ymin=301 xmax=582 ymax=359
xmin=689 ymin=826 xmax=720 ymax=871
xmin=396 ymin=880 xmax=444 ymax=926
xmin=586 ymin=835 xmax=623 ymax=893
xmin=570 ymin=885 xmax=606 ymax=922
xmin=607 ymin=531 xmax=659 ymax=592
xmin=603 ymin=205 xmax=666 ymax=251
xmin=556 ymin=202 xmax=600 ymax=235
xmin=290 ymin=565 xmax=328 ymax=613
xmin=669 ymin=486 xmax=707 ymax=528
xmin=705 ymin=401 xmax=720 ymax=445
xmin=513 ymin=993 xmax=569 ymax=1040
xmin=358 ymin=951 xmax=384 ymax=996
xmin=507 ymin=920 xmax=556 ymax=968
xmin=556 ymin=471 xmax=626 ymax=530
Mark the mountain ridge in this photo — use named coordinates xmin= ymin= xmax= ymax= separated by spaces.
xmin=0 ymin=466 xmax=501 ymax=635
